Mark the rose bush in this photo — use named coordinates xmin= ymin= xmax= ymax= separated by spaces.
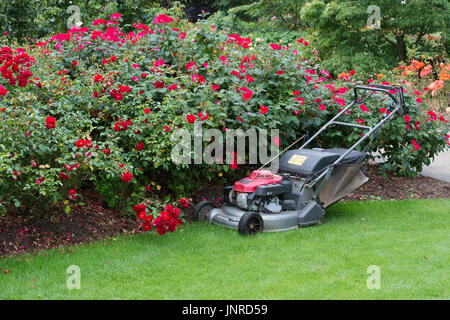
xmin=0 ymin=11 xmax=448 ymax=229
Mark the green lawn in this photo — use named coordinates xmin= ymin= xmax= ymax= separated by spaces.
xmin=0 ymin=199 xmax=449 ymax=299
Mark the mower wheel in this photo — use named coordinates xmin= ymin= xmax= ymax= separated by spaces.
xmin=238 ymin=212 xmax=264 ymax=236
xmin=193 ymin=201 xmax=217 ymax=222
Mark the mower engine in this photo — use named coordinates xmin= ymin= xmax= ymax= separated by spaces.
xmin=227 ymin=170 xmax=295 ymax=213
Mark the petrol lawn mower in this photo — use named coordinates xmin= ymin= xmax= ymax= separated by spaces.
xmin=193 ymin=84 xmax=406 ymax=235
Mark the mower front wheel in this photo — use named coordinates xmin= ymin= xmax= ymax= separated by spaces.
xmin=238 ymin=212 xmax=264 ymax=236
xmin=193 ymin=201 xmax=217 ymax=222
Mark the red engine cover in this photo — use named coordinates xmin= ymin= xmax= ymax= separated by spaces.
xmin=233 ymin=170 xmax=282 ymax=193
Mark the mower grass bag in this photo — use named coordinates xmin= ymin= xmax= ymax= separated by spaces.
xmin=193 ymin=84 xmax=406 ymax=235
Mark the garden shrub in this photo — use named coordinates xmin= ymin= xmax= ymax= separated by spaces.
xmin=0 ymin=11 xmax=448 ymax=228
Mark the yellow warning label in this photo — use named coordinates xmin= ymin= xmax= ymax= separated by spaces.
xmin=288 ymin=154 xmax=307 ymax=166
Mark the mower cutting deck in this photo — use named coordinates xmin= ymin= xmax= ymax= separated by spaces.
xmin=193 ymin=84 xmax=406 ymax=235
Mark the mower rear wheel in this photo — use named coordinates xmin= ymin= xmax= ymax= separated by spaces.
xmin=193 ymin=201 xmax=216 ymax=222
xmin=238 ymin=212 xmax=264 ymax=235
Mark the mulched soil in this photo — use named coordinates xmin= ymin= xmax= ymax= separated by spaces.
xmin=1 ymin=164 xmax=449 ymax=258
xmin=343 ymin=164 xmax=450 ymax=201
xmin=0 ymin=192 xmax=142 ymax=257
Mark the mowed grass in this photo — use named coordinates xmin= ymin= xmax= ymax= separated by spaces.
xmin=0 ymin=199 xmax=449 ymax=300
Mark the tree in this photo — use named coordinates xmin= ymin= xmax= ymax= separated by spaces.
xmin=301 ymin=0 xmax=449 ymax=75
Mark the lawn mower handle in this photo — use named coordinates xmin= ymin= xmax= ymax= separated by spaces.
xmin=299 ymin=84 xmax=406 ymax=197
xmin=353 ymin=84 xmax=405 ymax=115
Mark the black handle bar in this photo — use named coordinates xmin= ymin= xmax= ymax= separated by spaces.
xmin=353 ymin=84 xmax=405 ymax=115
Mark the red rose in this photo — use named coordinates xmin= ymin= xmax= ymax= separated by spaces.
xmin=260 ymin=105 xmax=268 ymax=114
xmin=138 ymin=211 xmax=147 ymax=220
xmin=0 ymin=85 xmax=8 ymax=96
xmin=179 ymin=198 xmax=190 ymax=208
xmin=60 ymin=171 xmax=69 ymax=181
xmin=110 ymin=13 xmax=122 ymax=20
xmin=75 ymin=139 xmax=91 ymax=148
xmin=411 ymin=139 xmax=421 ymax=151
xmin=121 ymin=171 xmax=133 ymax=182
xmin=197 ymin=111 xmax=209 ymax=120
xmin=136 ymin=142 xmax=144 ymax=151
xmin=154 ymin=14 xmax=173 ymax=24
xmin=270 ymin=43 xmax=281 ymax=50
xmin=132 ymin=204 xmax=146 ymax=214
xmin=46 ymin=116 xmax=56 ymax=129
xmin=142 ymin=221 xmax=152 ymax=231
xmin=186 ymin=114 xmax=196 ymax=123
xmin=94 ymin=74 xmax=104 ymax=83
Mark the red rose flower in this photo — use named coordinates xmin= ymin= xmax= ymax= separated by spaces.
xmin=110 ymin=13 xmax=122 ymax=20
xmin=360 ymin=104 xmax=369 ymax=112
xmin=0 ymin=85 xmax=8 ymax=96
xmin=121 ymin=171 xmax=133 ymax=182
xmin=411 ymin=139 xmax=421 ymax=151
xmin=136 ymin=142 xmax=144 ymax=151
xmin=75 ymin=139 xmax=87 ymax=148
xmin=154 ymin=14 xmax=173 ymax=24
xmin=260 ymin=105 xmax=268 ymax=114
xmin=46 ymin=116 xmax=56 ymax=129
xmin=94 ymin=74 xmax=104 ymax=83
xmin=60 ymin=171 xmax=69 ymax=181
xmin=179 ymin=198 xmax=190 ymax=208
xmin=186 ymin=114 xmax=196 ymax=123
xmin=270 ymin=43 xmax=281 ymax=50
